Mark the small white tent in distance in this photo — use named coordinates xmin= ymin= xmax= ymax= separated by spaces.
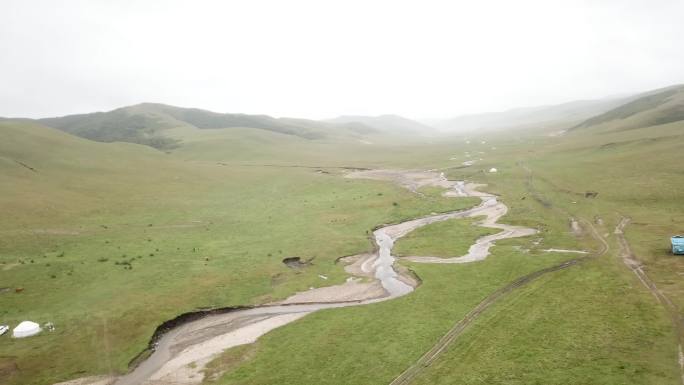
xmin=12 ymin=321 xmax=41 ymax=338
xmin=489 ymin=167 xmax=498 ymax=173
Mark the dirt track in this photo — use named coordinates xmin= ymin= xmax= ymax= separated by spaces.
xmin=614 ymin=218 xmax=684 ymax=384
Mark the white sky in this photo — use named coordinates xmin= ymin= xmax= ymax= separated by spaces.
xmin=1 ymin=0 xmax=683 ymax=119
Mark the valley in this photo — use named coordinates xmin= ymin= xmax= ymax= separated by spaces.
xmin=1 ymin=85 xmax=683 ymax=385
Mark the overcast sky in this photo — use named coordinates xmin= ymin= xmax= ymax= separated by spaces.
xmin=2 ymin=0 xmax=683 ymax=119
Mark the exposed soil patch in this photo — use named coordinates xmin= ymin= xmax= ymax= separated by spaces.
xmin=0 ymin=358 xmax=19 ymax=382
xmin=570 ymin=218 xmax=583 ymax=236
xmin=53 ymin=376 xmax=117 ymax=385
xmin=278 ymin=278 xmax=385 ymax=304
xmin=340 ymin=253 xmax=376 ymax=279
xmin=542 ymin=248 xmax=589 ymax=254
xmin=282 ymin=257 xmax=313 ymax=269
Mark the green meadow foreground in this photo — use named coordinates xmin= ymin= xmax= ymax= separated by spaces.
xmin=1 ymin=85 xmax=683 ymax=385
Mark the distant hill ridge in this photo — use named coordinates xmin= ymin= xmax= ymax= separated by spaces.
xmin=429 ymin=98 xmax=629 ymax=133
xmin=327 ymin=114 xmax=435 ymax=134
xmin=431 ymin=84 xmax=684 ymax=133
xmin=572 ymin=84 xmax=684 ymax=131
xmin=26 ymin=104 xmax=435 ymax=150
xmin=36 ymin=103 xmax=349 ymax=149
xmin=6 ymin=83 xmax=684 ymax=150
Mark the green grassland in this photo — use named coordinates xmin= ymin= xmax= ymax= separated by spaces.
xmin=200 ymin=91 xmax=683 ymax=384
xmin=2 ymin=86 xmax=684 ymax=385
xmin=413 ymin=107 xmax=684 ymax=384
xmin=0 ymin=121 xmax=472 ymax=384
xmin=213 ymin=248 xmax=573 ymax=385
xmin=202 ymin=122 xmax=682 ymax=384
xmin=411 ymin=256 xmax=679 ymax=385
xmin=211 ymin=253 xmax=678 ymax=385
xmin=393 ymin=216 xmax=499 ymax=258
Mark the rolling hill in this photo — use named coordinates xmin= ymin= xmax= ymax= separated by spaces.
xmin=34 ymin=103 xmax=378 ymax=149
xmin=430 ymin=97 xmax=629 ymax=133
xmin=327 ymin=114 xmax=435 ymax=135
xmin=571 ymin=84 xmax=684 ymax=131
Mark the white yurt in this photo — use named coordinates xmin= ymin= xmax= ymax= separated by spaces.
xmin=489 ymin=168 xmax=498 ymax=173
xmin=12 ymin=321 xmax=41 ymax=338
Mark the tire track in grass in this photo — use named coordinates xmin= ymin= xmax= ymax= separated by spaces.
xmin=388 ymin=258 xmax=582 ymax=385
xmin=389 ymin=164 xmax=611 ymax=385
xmin=615 ymin=217 xmax=684 ymax=384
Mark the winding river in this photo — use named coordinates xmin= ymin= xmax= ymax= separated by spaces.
xmin=109 ymin=170 xmax=537 ymax=385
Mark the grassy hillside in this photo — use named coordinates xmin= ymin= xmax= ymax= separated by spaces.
xmin=37 ymin=106 xmax=183 ymax=149
xmin=164 ymin=124 xmax=449 ymax=168
xmin=136 ymin=104 xmax=333 ymax=139
xmin=431 ymin=96 xmax=627 ymax=133
xmin=36 ymin=104 xmax=380 ymax=150
xmin=0 ymin=120 xmax=473 ymax=385
xmin=573 ymin=84 xmax=684 ymax=131
xmin=0 ymin=120 xmax=182 ymax=222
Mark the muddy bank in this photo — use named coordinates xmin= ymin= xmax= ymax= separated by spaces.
xmin=281 ymin=256 xmax=313 ymax=269
xmin=75 ymin=170 xmax=537 ymax=385
xmin=125 ymin=304 xmax=255 ymax=371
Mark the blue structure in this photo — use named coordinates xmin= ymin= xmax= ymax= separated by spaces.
xmin=672 ymin=236 xmax=684 ymax=255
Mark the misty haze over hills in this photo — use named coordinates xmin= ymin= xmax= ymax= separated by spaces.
xmin=327 ymin=115 xmax=435 ymax=135
xmin=3 ymin=84 xmax=683 ymax=150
